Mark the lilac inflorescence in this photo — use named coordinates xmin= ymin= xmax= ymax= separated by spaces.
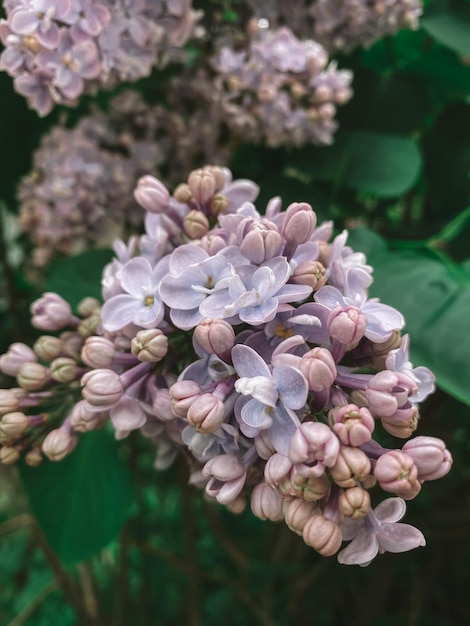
xmin=248 ymin=0 xmax=422 ymax=53
xmin=211 ymin=25 xmax=353 ymax=146
xmin=0 ymin=165 xmax=451 ymax=565
xmin=0 ymin=0 xmax=200 ymax=115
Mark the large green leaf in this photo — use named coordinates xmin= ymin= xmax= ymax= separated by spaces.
xmin=19 ymin=428 xmax=133 ymax=564
xmin=368 ymin=250 xmax=470 ymax=407
xmin=422 ymin=2 xmax=470 ymax=56
xmin=45 ymin=248 xmax=113 ymax=309
xmin=294 ymin=131 xmax=422 ymax=197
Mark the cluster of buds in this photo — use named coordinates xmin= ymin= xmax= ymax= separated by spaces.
xmin=0 ymin=165 xmax=451 ymax=566
xmin=211 ymin=25 xmax=353 ymax=146
xmin=18 ymin=90 xmax=229 ymax=269
xmin=0 ymin=0 xmax=199 ymax=115
xmin=248 ymin=0 xmax=422 ymax=52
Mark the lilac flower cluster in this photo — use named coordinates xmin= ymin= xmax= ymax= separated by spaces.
xmin=18 ymin=90 xmax=229 ymax=268
xmin=248 ymin=0 xmax=422 ymax=52
xmin=0 ymin=0 xmax=199 ymax=115
xmin=0 ymin=166 xmax=451 ymax=566
xmin=211 ymin=25 xmax=353 ymax=146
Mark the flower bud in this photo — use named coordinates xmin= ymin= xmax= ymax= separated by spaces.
xmin=169 ymin=380 xmax=201 ymax=417
xmin=366 ymin=370 xmax=417 ymax=418
xmin=301 ymin=474 xmax=330 ymax=502
xmin=291 ymin=260 xmax=327 ymax=290
xmin=264 ymin=453 xmax=293 ymax=487
xmin=203 ymin=454 xmax=246 ymax=504
xmin=50 ymin=357 xmax=79 ymax=383
xmin=330 ymin=446 xmax=371 ymax=488
xmin=209 ymin=193 xmax=229 ymax=217
xmin=42 ymin=428 xmax=76 ymax=461
xmin=338 ymin=486 xmax=371 ymax=519
xmin=0 ymin=412 xmax=28 ymax=440
xmin=0 ymin=446 xmax=20 ymax=465
xmin=329 ymin=404 xmax=375 ymax=447
xmin=70 ymin=401 xmax=107 ymax=432
xmin=374 ymin=450 xmax=421 ymax=499
xmin=285 ymin=498 xmax=319 ymax=535
xmin=227 ymin=496 xmax=247 ymax=514
xmin=25 ymin=447 xmax=42 ymax=466
xmin=60 ymin=332 xmax=84 ymax=359
xmin=188 ymin=168 xmax=217 ymax=204
xmin=289 ymin=422 xmax=340 ymax=476
xmin=31 ymin=293 xmax=73 ymax=331
xmin=183 ymin=210 xmax=209 ymax=239
xmin=381 ymin=413 xmax=419 ymax=438
xmin=0 ymin=390 xmax=19 ymax=416
xmin=130 ymin=329 xmax=167 ymax=363
xmin=251 ymin=483 xmax=284 ymax=521
xmin=17 ymin=362 xmax=48 ymax=391
xmin=173 ymin=183 xmax=192 ymax=204
xmin=0 ymin=343 xmax=37 ymax=376
xmin=77 ymin=297 xmax=101 ymax=317
xmin=187 ymin=393 xmax=225 ymax=433
xmin=81 ymin=336 xmax=116 ymax=368
xmin=302 ymin=515 xmax=342 ymax=556
xmin=299 ymin=347 xmax=336 ymax=392
xmin=370 ymin=331 xmax=402 ymax=369
xmin=134 ymin=175 xmax=170 ymax=213
xmin=152 ymin=388 xmax=176 ymax=421
xmin=402 ymin=436 xmax=452 ymax=481
xmin=81 ymin=369 xmax=123 ymax=408
xmin=328 ymin=306 xmax=367 ymax=346
xmin=33 ymin=335 xmax=63 ymax=361
xmin=255 ymin=430 xmax=276 ymax=460
xmin=194 ymin=319 xmax=235 ymax=362
xmin=78 ymin=312 xmax=101 ymax=338
xmin=240 ymin=226 xmax=282 ymax=264
xmin=282 ymin=202 xmax=316 ymax=245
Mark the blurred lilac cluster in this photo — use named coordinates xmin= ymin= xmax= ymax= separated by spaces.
xmin=18 ymin=90 xmax=230 ymax=268
xmin=249 ymin=0 xmax=422 ymax=52
xmin=211 ymin=25 xmax=353 ymax=146
xmin=0 ymin=0 xmax=199 ymax=115
xmin=0 ymin=166 xmax=451 ymax=566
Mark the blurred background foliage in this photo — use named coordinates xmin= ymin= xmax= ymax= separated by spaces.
xmin=0 ymin=0 xmax=469 ymax=624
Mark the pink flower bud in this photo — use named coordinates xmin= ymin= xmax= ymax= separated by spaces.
xmin=302 ymin=515 xmax=342 ymax=556
xmin=31 ymin=293 xmax=73 ymax=331
xmin=328 ymin=306 xmax=367 ymax=346
xmin=284 ymin=498 xmax=319 ymax=535
xmin=134 ymin=175 xmax=170 ymax=213
xmin=50 ymin=357 xmax=79 ymax=383
xmin=77 ymin=297 xmax=101 ymax=317
xmin=338 ymin=486 xmax=371 ymax=519
xmin=81 ymin=369 xmax=123 ymax=408
xmin=81 ymin=336 xmax=116 ymax=368
xmin=33 ymin=335 xmax=63 ymax=361
xmin=173 ymin=183 xmax=193 ymax=203
xmin=291 ymin=260 xmax=327 ymax=290
xmin=330 ymin=446 xmax=371 ymax=488
xmin=25 ymin=447 xmax=42 ymax=467
xmin=17 ymin=362 xmax=48 ymax=391
xmin=251 ymin=483 xmax=284 ymax=521
xmin=0 ymin=446 xmax=20 ymax=465
xmin=60 ymin=332 xmax=84 ymax=359
xmin=131 ymin=329 xmax=168 ymax=363
xmin=240 ymin=226 xmax=282 ymax=264
xmin=203 ymin=454 xmax=246 ymax=504
xmin=299 ymin=348 xmax=336 ymax=392
xmin=282 ymin=202 xmax=316 ymax=245
xmin=402 ymin=436 xmax=452 ymax=481
xmin=0 ymin=411 xmax=28 ymax=440
xmin=226 ymin=496 xmax=247 ymax=514
xmin=0 ymin=390 xmax=20 ymax=416
xmin=187 ymin=393 xmax=225 ymax=433
xmin=381 ymin=412 xmax=418 ymax=438
xmin=0 ymin=342 xmax=37 ymax=376
xmin=329 ymin=404 xmax=375 ymax=447
xmin=152 ymin=388 xmax=176 ymax=421
xmin=209 ymin=194 xmax=229 ymax=217
xmin=289 ymin=422 xmax=340 ymax=476
xmin=300 ymin=474 xmax=330 ymax=502
xmin=264 ymin=453 xmax=293 ymax=487
xmin=255 ymin=430 xmax=276 ymax=460
xmin=188 ymin=167 xmax=217 ymax=204
xmin=183 ymin=210 xmax=209 ymax=239
xmin=374 ymin=450 xmax=421 ymax=499
xmin=78 ymin=312 xmax=101 ymax=338
xmin=169 ymin=380 xmax=201 ymax=417
xmin=42 ymin=428 xmax=76 ymax=461
xmin=194 ymin=319 xmax=235 ymax=362
xmin=70 ymin=400 xmax=107 ymax=432
xmin=366 ymin=370 xmax=417 ymax=418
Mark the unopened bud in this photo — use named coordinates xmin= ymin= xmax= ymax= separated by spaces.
xmin=77 ymin=297 xmax=101 ymax=317
xmin=0 ymin=343 xmax=37 ymax=376
xmin=60 ymin=332 xmax=84 ymax=359
xmin=381 ymin=413 xmax=418 ymax=438
xmin=188 ymin=168 xmax=217 ymax=204
xmin=42 ymin=428 xmax=76 ymax=461
xmin=78 ymin=312 xmax=101 ymax=338
xmin=330 ymin=446 xmax=371 ymax=488
xmin=251 ymin=483 xmax=284 ymax=521
xmin=282 ymin=202 xmax=316 ymax=245
xmin=299 ymin=347 xmax=336 ymax=392
xmin=25 ymin=447 xmax=42 ymax=466
xmin=285 ymin=498 xmax=318 ymax=535
xmin=31 ymin=292 xmax=73 ymax=331
xmin=0 ymin=390 xmax=20 ymax=416
xmin=209 ymin=193 xmax=229 ymax=217
xmin=50 ymin=357 xmax=79 ymax=383
xmin=0 ymin=446 xmax=20 ymax=465
xmin=81 ymin=369 xmax=123 ymax=408
xmin=291 ymin=260 xmax=327 ymax=290
xmin=302 ymin=515 xmax=342 ymax=556
xmin=402 ymin=436 xmax=452 ymax=481
xmin=173 ymin=183 xmax=193 ymax=203
xmin=81 ymin=336 xmax=116 ymax=368
xmin=134 ymin=175 xmax=170 ymax=213
xmin=194 ymin=318 xmax=235 ymax=362
xmin=328 ymin=306 xmax=367 ymax=346
xmin=183 ymin=210 xmax=209 ymax=239
xmin=338 ymin=486 xmax=371 ymax=519
xmin=187 ymin=393 xmax=225 ymax=433
xmin=33 ymin=335 xmax=63 ymax=361
xmin=374 ymin=450 xmax=421 ymax=500
xmin=17 ymin=362 xmax=48 ymax=391
xmin=329 ymin=404 xmax=375 ymax=447
xmin=0 ymin=412 xmax=28 ymax=440
xmin=169 ymin=380 xmax=201 ymax=417
xmin=131 ymin=329 xmax=168 ymax=362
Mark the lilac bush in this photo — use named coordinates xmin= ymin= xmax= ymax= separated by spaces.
xmin=0 ymin=165 xmax=452 ymax=566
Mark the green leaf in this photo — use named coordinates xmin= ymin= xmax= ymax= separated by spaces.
xmin=368 ymin=250 xmax=470 ymax=406
xmin=45 ymin=249 xmax=113 ymax=309
xmin=422 ymin=3 xmax=470 ymax=56
xmin=296 ymin=131 xmax=422 ymax=197
xmin=346 ymin=227 xmax=388 ymax=258
xmin=19 ymin=428 xmax=133 ymax=564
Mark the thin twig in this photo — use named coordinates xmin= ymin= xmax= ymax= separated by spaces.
xmin=77 ymin=562 xmax=100 ymax=621
xmin=6 ymin=579 xmax=58 ymax=626
xmin=0 ymin=513 xmax=34 ymax=537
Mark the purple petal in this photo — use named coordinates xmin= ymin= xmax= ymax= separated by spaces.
xmin=120 ymin=257 xmax=153 ymax=296
xmin=337 ymin=531 xmax=379 ymax=566
xmin=239 ymin=298 xmax=279 ymax=325
xmin=232 ymin=344 xmax=272 ymax=379
xmin=273 ymin=365 xmax=308 ymax=410
xmin=159 ymin=271 xmax=206 ymax=309
xmin=101 ymin=294 xmax=140 ymax=332
xmin=170 ymin=307 xmax=203 ymax=331
xmin=110 ymin=397 xmax=146 ymax=430
xmin=9 ymin=10 xmax=38 ymax=35
xmin=240 ymin=398 xmax=273 ymax=429
xmin=378 ymin=523 xmax=426 ymax=553
xmin=269 ymin=404 xmax=300 ymax=456
xmin=169 ymin=245 xmax=207 ymax=275
xmin=133 ymin=300 xmax=164 ymax=328
xmin=314 ymin=285 xmax=347 ymax=309
xmin=374 ymin=497 xmax=406 ymax=523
